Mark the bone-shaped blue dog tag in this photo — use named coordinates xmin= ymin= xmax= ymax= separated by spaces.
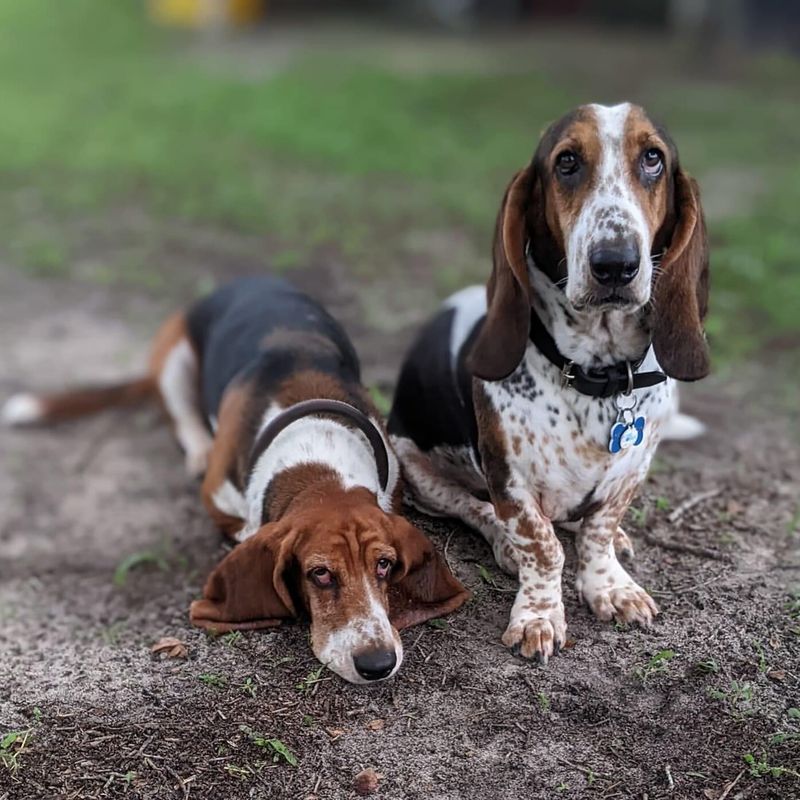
xmin=609 ymin=411 xmax=646 ymax=454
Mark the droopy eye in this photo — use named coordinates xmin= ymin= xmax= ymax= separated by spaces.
xmin=309 ymin=567 xmax=334 ymax=588
xmin=556 ymin=150 xmax=580 ymax=177
xmin=641 ymin=148 xmax=664 ymax=178
xmin=376 ymin=558 xmax=393 ymax=580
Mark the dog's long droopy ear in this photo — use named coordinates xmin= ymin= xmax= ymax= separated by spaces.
xmin=652 ymin=170 xmax=710 ymax=381
xmin=467 ymin=166 xmax=535 ymax=381
xmin=190 ymin=524 xmax=298 ymax=632
xmin=388 ymin=517 xmax=470 ymax=629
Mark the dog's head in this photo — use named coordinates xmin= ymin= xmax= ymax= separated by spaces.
xmin=469 ymin=102 xmax=709 ymax=382
xmin=190 ymin=493 xmax=468 ymax=684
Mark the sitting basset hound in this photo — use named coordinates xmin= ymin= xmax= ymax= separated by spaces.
xmin=388 ymin=103 xmax=709 ymax=663
xmin=3 ymin=276 xmax=468 ymax=684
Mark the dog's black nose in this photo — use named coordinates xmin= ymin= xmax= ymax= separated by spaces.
xmin=589 ymin=246 xmax=640 ymax=287
xmin=353 ymin=649 xmax=397 ymax=681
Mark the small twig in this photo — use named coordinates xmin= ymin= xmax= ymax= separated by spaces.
xmin=665 ymin=764 xmax=674 ymax=791
xmin=639 ymin=530 xmax=726 ymax=561
xmin=718 ymin=769 xmax=745 ymax=800
xmin=443 ymin=528 xmax=457 ymax=575
xmin=555 ymin=756 xmax=609 ymax=780
xmin=668 ymin=489 xmax=721 ymax=523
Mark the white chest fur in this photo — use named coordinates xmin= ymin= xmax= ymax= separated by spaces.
xmin=480 ymin=345 xmax=672 ymax=522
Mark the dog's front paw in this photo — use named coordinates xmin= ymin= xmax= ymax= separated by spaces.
xmin=502 ymin=607 xmax=566 ymax=664
xmin=184 ymin=448 xmax=209 ymax=479
xmin=580 ymin=578 xmax=658 ymax=626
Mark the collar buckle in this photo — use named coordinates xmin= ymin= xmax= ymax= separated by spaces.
xmin=560 ymin=361 xmax=576 ymax=389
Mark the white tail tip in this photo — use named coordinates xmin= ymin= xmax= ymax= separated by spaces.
xmin=2 ymin=393 xmax=45 ymax=427
xmin=661 ymin=412 xmax=706 ymax=441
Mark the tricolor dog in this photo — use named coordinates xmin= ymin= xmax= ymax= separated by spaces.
xmin=389 ymin=103 xmax=709 ymax=663
xmin=3 ymin=276 xmax=468 ymax=684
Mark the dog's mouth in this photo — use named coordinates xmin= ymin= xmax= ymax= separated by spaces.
xmin=572 ymin=291 xmax=639 ymax=312
xmin=591 ymin=292 xmax=635 ymax=308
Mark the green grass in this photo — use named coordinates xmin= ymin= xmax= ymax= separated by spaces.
xmin=0 ymin=1 xmax=797 ymax=362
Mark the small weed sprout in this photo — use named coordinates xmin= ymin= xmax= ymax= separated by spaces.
xmin=635 ymin=649 xmax=676 ymax=683
xmin=198 ymin=673 xmax=227 ymax=688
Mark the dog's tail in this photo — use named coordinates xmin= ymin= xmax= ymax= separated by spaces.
xmin=2 ymin=376 xmax=157 ymax=427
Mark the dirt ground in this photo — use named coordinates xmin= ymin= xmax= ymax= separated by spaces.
xmin=1 ymin=263 xmax=798 ymax=800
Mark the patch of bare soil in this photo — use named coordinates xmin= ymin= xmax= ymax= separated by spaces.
xmin=1 ymin=272 xmax=798 ymax=800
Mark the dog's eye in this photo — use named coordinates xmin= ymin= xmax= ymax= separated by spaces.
xmin=309 ymin=567 xmax=334 ymax=588
xmin=641 ymin=148 xmax=664 ymax=177
xmin=556 ymin=150 xmax=580 ymax=177
xmin=376 ymin=558 xmax=393 ymax=580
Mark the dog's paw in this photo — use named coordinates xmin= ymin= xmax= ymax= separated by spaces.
xmin=502 ymin=607 xmax=566 ymax=664
xmin=184 ymin=448 xmax=209 ymax=479
xmin=582 ymin=581 xmax=658 ymax=626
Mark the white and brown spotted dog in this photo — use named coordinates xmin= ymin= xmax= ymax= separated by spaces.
xmin=3 ymin=276 xmax=468 ymax=683
xmin=388 ymin=103 xmax=709 ymax=663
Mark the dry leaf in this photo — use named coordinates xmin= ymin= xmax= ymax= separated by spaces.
xmin=325 ymin=727 xmax=345 ymax=740
xmin=151 ymin=637 xmax=188 ymax=659
xmin=770 ymin=632 xmax=782 ymax=650
xmin=365 ymin=719 xmax=385 ymax=732
xmin=561 ymin=639 xmax=577 ymax=650
xmin=703 ymin=789 xmax=720 ymax=800
xmin=354 ymin=768 xmax=381 ymax=796
xmin=767 ymin=669 xmax=786 ymax=682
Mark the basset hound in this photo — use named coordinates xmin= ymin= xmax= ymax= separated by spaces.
xmin=388 ymin=103 xmax=709 ymax=663
xmin=3 ymin=276 xmax=469 ymax=684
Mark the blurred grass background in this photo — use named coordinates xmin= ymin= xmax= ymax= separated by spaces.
xmin=0 ymin=0 xmax=798 ymax=367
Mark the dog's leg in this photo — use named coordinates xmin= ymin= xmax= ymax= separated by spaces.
xmin=391 ymin=436 xmax=518 ymax=575
xmin=574 ymin=504 xmax=658 ymax=626
xmin=201 ymin=383 xmax=250 ymax=540
xmin=155 ymin=335 xmax=213 ymax=478
xmin=560 ymin=519 xmax=635 ymax=561
xmin=495 ymin=490 xmax=566 ymax=664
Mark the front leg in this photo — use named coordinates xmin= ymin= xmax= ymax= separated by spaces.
xmin=575 ymin=506 xmax=658 ymax=626
xmin=499 ymin=500 xmax=566 ymax=663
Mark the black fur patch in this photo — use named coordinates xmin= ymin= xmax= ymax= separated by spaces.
xmin=186 ymin=277 xmax=361 ymax=421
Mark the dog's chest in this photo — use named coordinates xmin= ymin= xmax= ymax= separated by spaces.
xmin=482 ymin=351 xmax=672 ymax=522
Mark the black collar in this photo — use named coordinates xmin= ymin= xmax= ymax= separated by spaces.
xmin=248 ymin=399 xmax=390 ymax=491
xmin=528 ymin=309 xmax=666 ymax=398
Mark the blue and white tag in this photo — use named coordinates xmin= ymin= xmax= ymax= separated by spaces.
xmin=609 ymin=414 xmax=646 ymax=453
xmin=609 ymin=394 xmax=646 ymax=454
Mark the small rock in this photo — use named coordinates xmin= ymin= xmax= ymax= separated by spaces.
xmin=354 ymin=768 xmax=381 ymax=796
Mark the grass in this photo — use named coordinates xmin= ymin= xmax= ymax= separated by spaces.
xmin=634 ymin=648 xmax=676 ymax=683
xmin=240 ymin=726 xmax=299 ymax=766
xmin=0 ymin=2 xmax=797 ymax=363
xmin=113 ymin=549 xmax=170 ymax=587
xmin=0 ymin=729 xmax=33 ymax=777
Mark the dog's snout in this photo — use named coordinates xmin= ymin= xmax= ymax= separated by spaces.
xmin=589 ymin=246 xmax=640 ymax=287
xmin=353 ymin=649 xmax=397 ymax=681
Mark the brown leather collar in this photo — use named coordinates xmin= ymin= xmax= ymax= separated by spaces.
xmin=248 ymin=399 xmax=390 ymax=492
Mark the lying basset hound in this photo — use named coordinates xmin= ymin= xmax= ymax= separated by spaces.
xmin=388 ymin=103 xmax=709 ymax=663
xmin=3 ymin=276 xmax=468 ymax=684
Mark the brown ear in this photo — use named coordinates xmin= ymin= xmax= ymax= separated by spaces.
xmin=652 ymin=170 xmax=710 ymax=381
xmin=189 ymin=524 xmax=298 ymax=633
xmin=467 ymin=166 xmax=536 ymax=381
xmin=387 ymin=517 xmax=470 ymax=629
